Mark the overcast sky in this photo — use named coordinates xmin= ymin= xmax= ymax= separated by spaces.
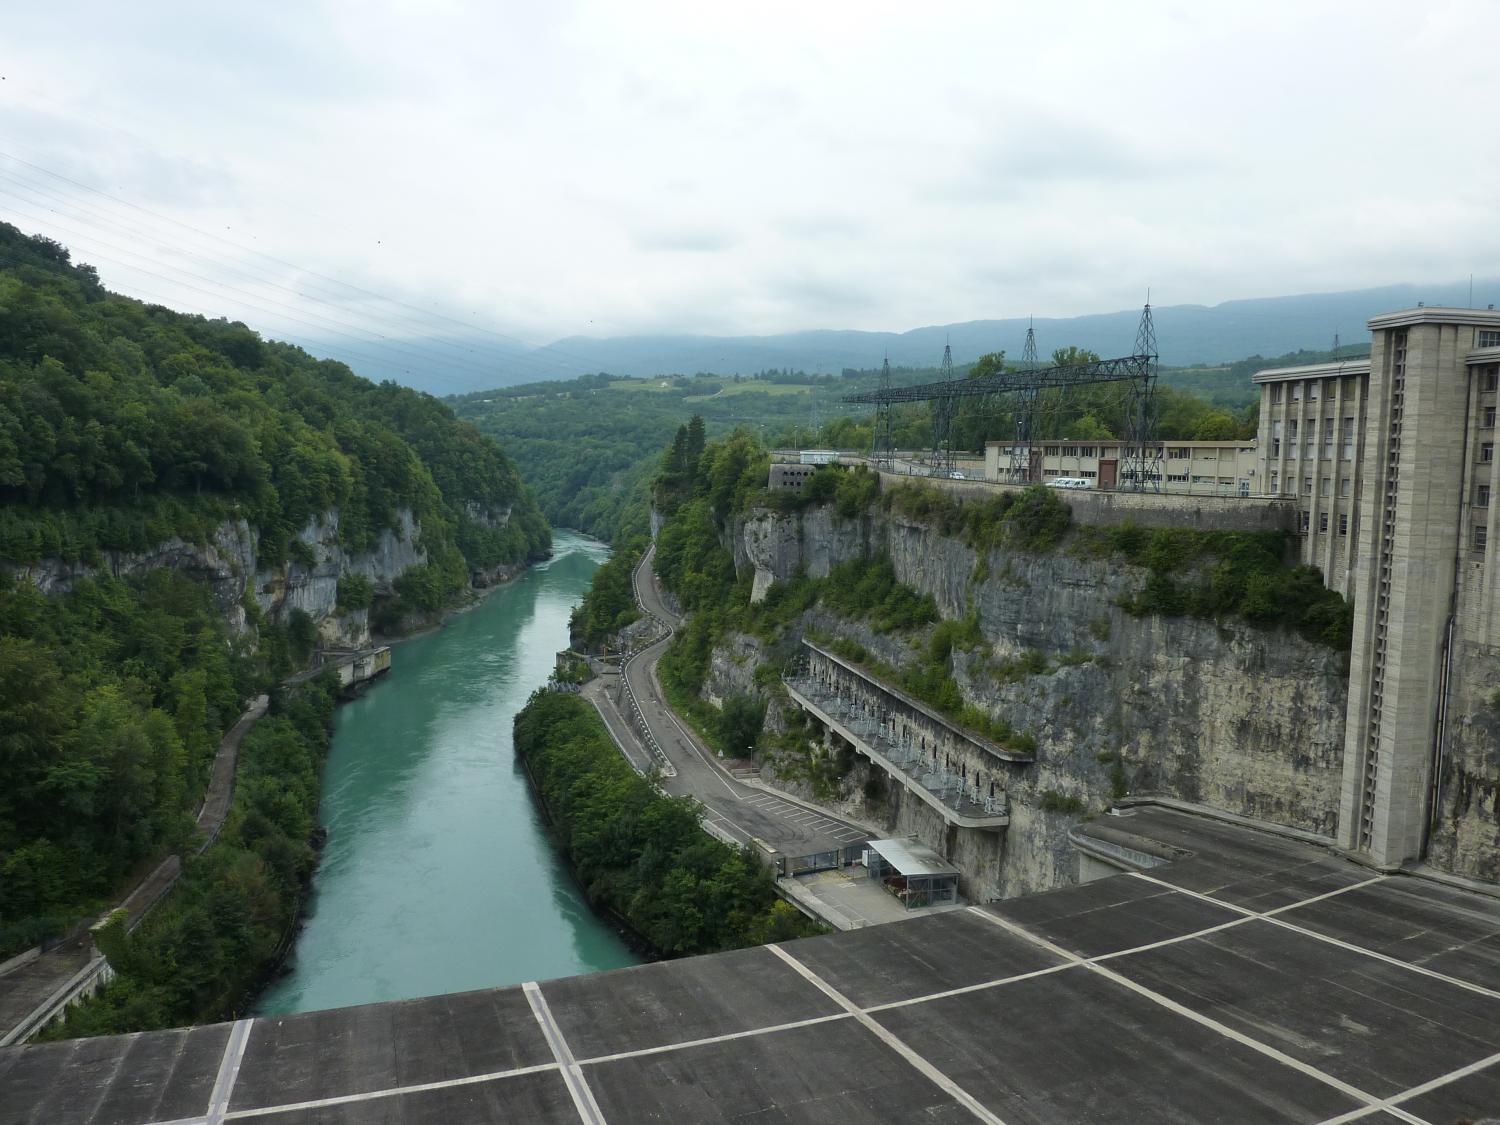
xmin=2 ymin=0 xmax=1497 ymax=358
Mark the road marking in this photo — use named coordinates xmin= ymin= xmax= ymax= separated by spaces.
xmin=967 ymin=908 xmax=1388 ymax=1114
xmin=524 ymin=981 xmax=607 ymax=1125
xmin=223 ymin=1064 xmax=561 ymax=1119
xmin=767 ymin=944 xmax=1008 ymax=1125
xmin=1314 ymin=1046 xmax=1500 ymax=1124
xmin=197 ymin=877 xmax=1447 ymax=1125
xmin=577 ymin=1012 xmax=851 ymax=1067
xmin=1128 ymin=871 xmax=1500 ymax=1003
xmin=205 ymin=1018 xmax=253 ymax=1124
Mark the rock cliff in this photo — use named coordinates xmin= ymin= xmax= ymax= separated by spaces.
xmin=718 ymin=501 xmax=1350 ymax=899
xmin=9 ymin=507 xmax=436 ymax=650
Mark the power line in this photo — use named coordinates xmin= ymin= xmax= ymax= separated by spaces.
xmin=0 ymin=199 xmax=510 ymax=391
xmin=0 ymin=149 xmax=613 ymax=376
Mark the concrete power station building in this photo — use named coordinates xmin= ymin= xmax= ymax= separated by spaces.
xmin=1255 ymin=306 xmax=1500 ymax=876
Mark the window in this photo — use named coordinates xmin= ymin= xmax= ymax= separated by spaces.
xmin=1078 ymin=446 xmax=1097 ymax=459
xmin=1485 ymin=367 xmax=1499 ymax=392
xmin=1271 ymin=384 xmax=1283 ymax=404
xmin=1486 ymin=406 xmax=1496 ymax=429
xmin=1271 ymin=439 xmax=1281 ymax=456
xmin=1340 ymin=477 xmax=1352 ymax=498
xmin=1320 ymin=477 xmax=1331 ymax=497
xmin=1169 ymin=447 xmax=1190 ymax=459
xmin=1319 ymin=512 xmax=1329 ymax=532
xmin=1325 ymin=378 xmax=1337 ymax=398
xmin=1339 ymin=513 xmax=1348 ymax=536
xmin=1288 ymin=420 xmax=1299 ymax=445
xmin=1298 ymin=511 xmax=1310 ymax=532
xmin=1322 ymin=418 xmax=1334 ymax=457
xmin=1479 ymin=330 xmax=1500 ymax=348
xmin=1477 ymin=484 xmax=1492 ymax=508
xmin=1044 ymin=445 xmax=1060 ymax=456
xmin=1303 ymin=476 xmax=1313 ymax=495
xmin=1308 ymin=381 xmax=1318 ymax=401
xmin=1291 ymin=382 xmax=1302 ymax=402
xmin=1476 ymin=525 xmax=1489 ymax=550
xmin=1269 ymin=470 xmax=1279 ymax=493
xmin=1483 ymin=442 xmax=1495 ymax=464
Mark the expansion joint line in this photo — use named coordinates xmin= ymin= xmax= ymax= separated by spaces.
xmin=524 ymin=981 xmax=607 ymax=1125
xmin=964 ymin=907 xmax=1420 ymax=1124
xmin=1126 ymin=871 xmax=1500 ymax=1005
xmin=204 ymin=1018 xmax=254 ymax=1125
xmin=766 ymin=943 xmax=1008 ymax=1125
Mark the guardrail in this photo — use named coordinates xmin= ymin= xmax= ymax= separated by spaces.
xmin=618 ymin=552 xmax=677 ymax=778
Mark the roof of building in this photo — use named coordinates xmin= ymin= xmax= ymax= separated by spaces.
xmin=866 ymin=837 xmax=961 ymax=877
xmin=1368 ymin=305 xmax=1500 ymax=330
xmin=1251 ymin=358 xmax=1372 ymax=383
xmin=6 ymin=805 xmax=1500 ymax=1124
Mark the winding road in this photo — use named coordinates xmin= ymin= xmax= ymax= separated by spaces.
xmin=586 ymin=546 xmax=872 ymax=863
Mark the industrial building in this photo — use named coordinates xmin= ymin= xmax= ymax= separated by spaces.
xmin=983 ymin=439 xmax=1258 ymax=495
xmin=1273 ymin=307 xmax=1500 ymax=871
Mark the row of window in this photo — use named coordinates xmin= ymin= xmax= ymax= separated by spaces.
xmin=1479 ymin=331 xmax=1500 ymax=349
xmin=1298 ymin=510 xmax=1351 ymax=535
xmin=1268 ymin=376 xmax=1360 ymax=405
xmin=1268 ymin=471 xmax=1355 ymax=498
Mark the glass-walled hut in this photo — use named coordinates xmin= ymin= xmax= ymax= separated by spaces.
xmin=864 ymin=838 xmax=960 ymax=909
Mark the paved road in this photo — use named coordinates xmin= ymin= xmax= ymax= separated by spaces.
xmin=608 ymin=546 xmax=870 ymax=860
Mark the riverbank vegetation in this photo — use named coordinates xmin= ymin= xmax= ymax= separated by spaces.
xmin=514 ymin=691 xmax=823 ymax=955
xmin=0 ymin=570 xmax=255 ymax=955
xmin=42 ymin=677 xmax=338 ymax=1037
xmin=0 ymin=222 xmax=551 ymax=957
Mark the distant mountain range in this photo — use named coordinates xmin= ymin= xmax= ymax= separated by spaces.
xmin=303 ymin=279 xmax=1500 ymax=397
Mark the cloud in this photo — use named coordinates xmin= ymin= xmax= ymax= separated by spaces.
xmin=631 ymin=226 xmax=740 ymax=253
xmin=0 ymin=0 xmax=1497 ymax=355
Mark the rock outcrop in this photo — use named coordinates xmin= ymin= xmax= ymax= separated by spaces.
xmin=9 ymin=506 xmax=438 ymax=650
xmin=718 ymin=501 xmax=1350 ymax=899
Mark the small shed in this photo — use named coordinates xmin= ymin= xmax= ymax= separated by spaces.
xmin=864 ymin=837 xmax=960 ymax=909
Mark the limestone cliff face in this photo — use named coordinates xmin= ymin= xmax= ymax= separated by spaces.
xmin=10 ymin=507 xmax=432 ymax=650
xmin=722 ymin=501 xmax=1350 ymax=898
xmin=254 ymin=509 xmax=427 ymax=647
xmin=1429 ymin=642 xmax=1500 ymax=881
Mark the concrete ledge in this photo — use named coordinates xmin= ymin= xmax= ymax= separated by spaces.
xmin=1112 ymin=796 xmax=1335 ymax=848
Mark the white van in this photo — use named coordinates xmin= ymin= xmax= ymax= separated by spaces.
xmin=1046 ymin=477 xmax=1092 ymax=490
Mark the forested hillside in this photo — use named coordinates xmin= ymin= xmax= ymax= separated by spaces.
xmin=452 ymin=340 xmax=1363 ymax=547
xmin=0 ymin=222 xmax=548 ymax=956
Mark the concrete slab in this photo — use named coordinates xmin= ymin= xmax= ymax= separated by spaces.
xmin=1400 ymin=1057 xmax=1500 ymax=1123
xmin=584 ymin=1015 xmax=974 ymax=1124
xmin=0 ymin=1023 xmax=229 ymax=1125
xmin=872 ymin=965 xmax=1361 ymax=1123
xmin=984 ymin=874 xmax=1243 ymax=957
xmin=540 ymin=944 xmax=841 ymax=1060
xmin=231 ymin=985 xmax=551 ymax=1112
xmin=785 ymin=910 xmax=1067 ymax=1008
xmin=786 ymin=867 xmax=944 ymax=929
xmin=242 ymin=1068 xmax=577 ymax=1124
xmin=1103 ymin=808 xmax=1369 ymax=910
xmin=1107 ymin=918 xmax=1500 ymax=1099
xmin=1274 ymin=877 xmax=1500 ymax=990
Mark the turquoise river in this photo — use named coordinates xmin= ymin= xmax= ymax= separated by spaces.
xmin=256 ymin=530 xmax=640 ymax=1016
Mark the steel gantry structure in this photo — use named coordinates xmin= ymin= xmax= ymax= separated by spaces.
xmin=843 ymin=304 xmax=1161 ymax=490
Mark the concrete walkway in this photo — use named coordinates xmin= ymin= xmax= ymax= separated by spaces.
xmin=0 ymin=695 xmax=270 ymax=1045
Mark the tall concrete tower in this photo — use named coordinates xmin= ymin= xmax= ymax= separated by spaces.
xmin=1340 ymin=307 xmax=1500 ymax=868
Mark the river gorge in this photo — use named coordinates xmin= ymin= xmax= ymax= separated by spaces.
xmin=255 ymin=530 xmax=639 ymax=1016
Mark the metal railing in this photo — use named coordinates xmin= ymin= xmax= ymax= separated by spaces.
xmin=785 ymin=676 xmax=1009 ymax=821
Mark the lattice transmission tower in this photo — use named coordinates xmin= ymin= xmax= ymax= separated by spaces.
xmin=1120 ymin=299 xmax=1160 ymax=491
xmin=929 ymin=340 xmax=957 ymax=477
xmin=1008 ymin=318 xmax=1041 ymax=483
xmin=874 ymin=355 xmax=895 ymax=467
